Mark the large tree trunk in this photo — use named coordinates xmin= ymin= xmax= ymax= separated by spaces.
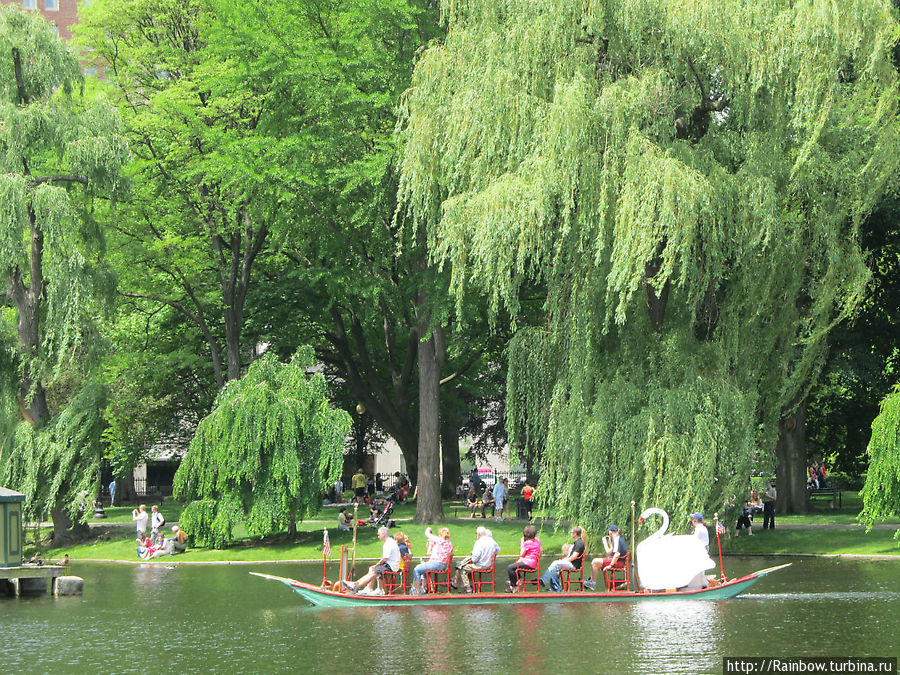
xmin=440 ymin=413 xmax=461 ymax=499
xmin=50 ymin=508 xmax=90 ymax=548
xmin=7 ymin=212 xmax=51 ymax=427
xmin=774 ymin=400 xmax=809 ymax=515
xmin=413 ymin=290 xmax=443 ymax=523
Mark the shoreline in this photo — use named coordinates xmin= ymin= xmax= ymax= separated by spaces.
xmin=67 ymin=551 xmax=900 ymax=565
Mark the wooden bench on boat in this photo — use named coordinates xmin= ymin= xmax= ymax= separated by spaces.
xmin=808 ymin=487 xmax=841 ymax=508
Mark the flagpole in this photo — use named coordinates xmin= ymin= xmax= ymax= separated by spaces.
xmin=630 ymin=500 xmax=637 ymax=592
xmin=714 ymin=512 xmax=726 ymax=582
xmin=322 ymin=527 xmax=329 ymax=586
xmin=351 ymin=502 xmax=358 ymax=579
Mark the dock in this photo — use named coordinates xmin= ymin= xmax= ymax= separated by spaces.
xmin=0 ymin=564 xmax=67 ymax=596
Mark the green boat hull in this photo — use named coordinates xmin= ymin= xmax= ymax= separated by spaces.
xmin=251 ymin=564 xmax=789 ymax=609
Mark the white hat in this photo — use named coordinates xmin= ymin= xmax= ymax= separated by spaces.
xmin=172 ymin=525 xmax=179 ymax=532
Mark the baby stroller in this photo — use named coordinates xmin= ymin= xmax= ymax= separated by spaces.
xmin=370 ymin=490 xmax=400 ymax=529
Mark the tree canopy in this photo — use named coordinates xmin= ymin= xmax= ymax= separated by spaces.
xmin=173 ymin=347 xmax=350 ymax=548
xmin=398 ymin=0 xmax=900 ymax=529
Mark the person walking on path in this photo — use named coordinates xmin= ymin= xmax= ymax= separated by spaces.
xmin=762 ymin=480 xmax=777 ymax=530
xmin=108 ymin=480 xmax=116 ymax=507
xmin=492 ymin=478 xmax=508 ymax=521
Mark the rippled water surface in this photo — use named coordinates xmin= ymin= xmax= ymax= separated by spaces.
xmin=2 ymin=556 xmax=897 ymax=674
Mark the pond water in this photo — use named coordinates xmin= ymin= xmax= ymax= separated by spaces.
xmin=1 ymin=556 xmax=897 ymax=674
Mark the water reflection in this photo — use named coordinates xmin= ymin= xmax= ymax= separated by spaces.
xmin=631 ymin=601 xmax=722 ymax=674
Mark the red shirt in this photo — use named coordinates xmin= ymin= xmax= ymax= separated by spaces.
xmin=522 ymin=486 xmax=534 ymax=500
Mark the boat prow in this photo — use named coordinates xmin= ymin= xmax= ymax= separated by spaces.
xmin=251 ymin=564 xmax=790 ymax=608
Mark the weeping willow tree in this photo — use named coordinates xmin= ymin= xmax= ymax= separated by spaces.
xmin=0 ymin=8 xmax=127 ymax=544
xmin=860 ymin=387 xmax=900 ymax=541
xmin=173 ymin=348 xmax=350 ymax=548
xmin=397 ymin=0 xmax=900 ymax=531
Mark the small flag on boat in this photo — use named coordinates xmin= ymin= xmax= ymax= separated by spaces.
xmin=716 ymin=521 xmax=726 ymax=535
xmin=323 ymin=528 xmax=331 ymax=557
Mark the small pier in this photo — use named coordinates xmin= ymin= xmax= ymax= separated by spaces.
xmin=0 ymin=564 xmax=67 ymax=596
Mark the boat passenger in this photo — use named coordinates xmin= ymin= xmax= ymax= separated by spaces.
xmin=394 ymin=531 xmax=411 ymax=558
xmin=412 ymin=527 xmax=452 ymax=595
xmin=691 ymin=513 xmax=709 ymax=552
xmin=452 ymin=526 xmax=500 ymax=593
xmin=341 ymin=526 xmax=401 ymax=596
xmin=585 ymin=524 xmax=627 ymax=590
xmin=540 ymin=526 xmax=585 ymax=592
xmin=507 ymin=525 xmax=541 ymax=593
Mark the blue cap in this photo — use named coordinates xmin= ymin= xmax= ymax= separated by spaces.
xmin=691 ymin=512 xmax=704 ymax=521
xmin=607 ymin=525 xmax=619 ymax=532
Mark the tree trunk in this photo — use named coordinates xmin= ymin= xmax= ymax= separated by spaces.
xmin=413 ymin=291 xmax=443 ymax=523
xmin=118 ymin=473 xmax=137 ymax=504
xmin=774 ymin=400 xmax=809 ymax=515
xmin=440 ymin=414 xmax=461 ymax=499
xmin=50 ymin=508 xmax=90 ymax=548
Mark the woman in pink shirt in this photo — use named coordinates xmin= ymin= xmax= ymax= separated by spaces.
xmin=507 ymin=525 xmax=542 ymax=592
xmin=412 ymin=527 xmax=453 ymax=594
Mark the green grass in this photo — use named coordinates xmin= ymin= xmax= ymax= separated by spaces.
xmin=34 ymin=492 xmax=900 ymax=562
xmin=97 ymin=499 xmax=187 ymax=524
xmin=722 ymin=527 xmax=899 ymax=556
xmin=53 ymin=505 xmax=576 ymax=563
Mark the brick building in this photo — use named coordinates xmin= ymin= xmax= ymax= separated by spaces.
xmin=1 ymin=0 xmax=80 ymax=40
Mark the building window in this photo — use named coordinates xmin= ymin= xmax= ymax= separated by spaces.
xmin=22 ymin=0 xmax=37 ymax=9
xmin=45 ymin=0 xmax=59 ymax=9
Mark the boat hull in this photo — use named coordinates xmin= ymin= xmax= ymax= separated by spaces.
xmin=251 ymin=564 xmax=789 ymax=609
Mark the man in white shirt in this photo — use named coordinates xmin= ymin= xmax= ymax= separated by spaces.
xmin=132 ymin=505 xmax=149 ymax=539
xmin=451 ymin=526 xmax=501 ymax=593
xmin=492 ymin=478 xmax=508 ymax=521
xmin=334 ymin=479 xmax=344 ymax=502
xmin=342 ymin=527 xmax=401 ymax=596
xmin=150 ymin=505 xmax=165 ymax=539
xmin=691 ymin=512 xmax=709 ymax=552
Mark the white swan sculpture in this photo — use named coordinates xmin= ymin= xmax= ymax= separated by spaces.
xmin=636 ymin=507 xmax=716 ymax=591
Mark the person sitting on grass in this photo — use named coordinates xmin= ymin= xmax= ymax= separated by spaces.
xmin=540 ymin=526 xmax=586 ymax=592
xmin=338 ymin=508 xmax=352 ymax=532
xmin=342 ymin=526 xmax=401 ymax=596
xmin=507 ymin=525 xmax=542 ymax=593
xmin=412 ymin=527 xmax=453 ymax=595
xmin=171 ymin=525 xmax=188 ymax=553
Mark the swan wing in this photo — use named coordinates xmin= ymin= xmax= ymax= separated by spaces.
xmin=636 ymin=535 xmax=715 ymax=590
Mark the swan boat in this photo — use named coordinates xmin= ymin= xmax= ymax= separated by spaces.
xmin=250 ymin=563 xmax=790 ymax=609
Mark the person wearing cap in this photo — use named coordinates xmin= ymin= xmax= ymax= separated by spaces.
xmin=585 ymin=525 xmax=628 ymax=590
xmin=171 ymin=525 xmax=187 ymax=553
xmin=762 ymin=480 xmax=777 ymax=529
xmin=691 ymin=513 xmax=709 ymax=552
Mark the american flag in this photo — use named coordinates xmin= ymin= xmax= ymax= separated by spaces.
xmin=323 ymin=528 xmax=331 ymax=557
xmin=716 ymin=521 xmax=726 ymax=535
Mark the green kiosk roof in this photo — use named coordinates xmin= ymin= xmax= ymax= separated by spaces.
xmin=0 ymin=487 xmax=25 ymax=503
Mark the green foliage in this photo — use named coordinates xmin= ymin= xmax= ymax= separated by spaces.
xmin=173 ymin=348 xmax=351 ymax=547
xmin=860 ymin=386 xmax=900 ymax=539
xmin=398 ymin=0 xmax=900 ymax=528
xmin=0 ymin=382 xmax=106 ymax=521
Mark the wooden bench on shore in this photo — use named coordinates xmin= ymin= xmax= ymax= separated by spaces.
xmin=808 ymin=486 xmax=841 ymax=508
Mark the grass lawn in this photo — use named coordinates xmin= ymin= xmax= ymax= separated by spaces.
xmin=49 ymin=503 xmax=576 ymax=563
xmin=722 ymin=527 xmax=899 ymax=556
xmin=32 ymin=492 xmax=900 ymax=562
